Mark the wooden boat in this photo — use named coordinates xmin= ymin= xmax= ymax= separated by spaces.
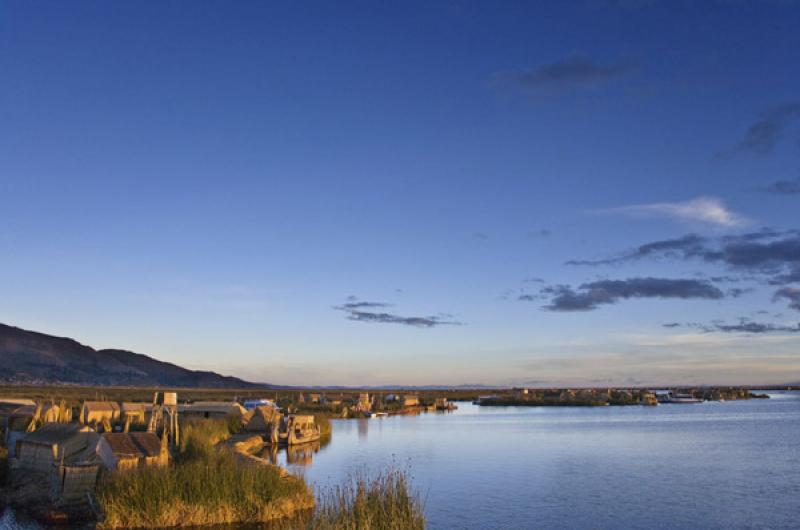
xmin=278 ymin=414 xmax=321 ymax=445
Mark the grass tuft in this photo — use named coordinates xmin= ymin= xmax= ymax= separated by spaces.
xmin=306 ymin=470 xmax=425 ymax=530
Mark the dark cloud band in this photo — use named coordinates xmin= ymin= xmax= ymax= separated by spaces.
xmin=532 ymin=277 xmax=724 ymax=312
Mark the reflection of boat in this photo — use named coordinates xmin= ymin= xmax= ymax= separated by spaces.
xmin=279 ymin=414 xmax=321 ymax=445
xmin=286 ymin=440 xmax=321 ymax=466
xmin=657 ymin=391 xmax=704 ymax=404
xmin=435 ymin=398 xmax=458 ymax=411
xmin=258 ymin=438 xmax=328 ymax=466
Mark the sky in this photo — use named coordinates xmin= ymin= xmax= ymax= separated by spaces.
xmin=1 ymin=0 xmax=799 ymax=387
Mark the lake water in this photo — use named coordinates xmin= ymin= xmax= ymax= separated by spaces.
xmin=3 ymin=391 xmax=799 ymax=529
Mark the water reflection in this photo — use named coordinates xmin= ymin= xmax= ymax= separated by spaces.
xmin=357 ymin=418 xmax=369 ymax=440
xmin=5 ymin=394 xmax=800 ymax=530
xmin=256 ymin=437 xmax=331 ymax=467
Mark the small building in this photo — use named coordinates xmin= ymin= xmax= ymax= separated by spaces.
xmin=40 ymin=402 xmax=71 ymax=424
xmin=402 ymin=395 xmax=420 ymax=407
xmin=15 ymin=423 xmax=95 ymax=473
xmin=308 ymin=393 xmax=323 ymax=404
xmin=639 ymin=391 xmax=658 ymax=406
xmin=120 ymin=402 xmax=151 ymax=425
xmin=99 ymin=432 xmax=169 ymax=471
xmin=0 ymin=398 xmax=36 ymax=411
xmin=357 ymin=393 xmax=371 ymax=411
xmin=80 ymin=401 xmax=121 ymax=425
xmin=50 ymin=461 xmax=100 ymax=502
xmin=244 ymin=405 xmax=281 ymax=433
xmin=178 ymin=401 xmax=247 ymax=419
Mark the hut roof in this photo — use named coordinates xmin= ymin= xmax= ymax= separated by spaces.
xmin=82 ymin=401 xmax=121 ymax=412
xmin=22 ymin=423 xmax=90 ymax=445
xmin=8 ymin=404 xmax=37 ymax=417
xmin=102 ymin=432 xmax=163 ymax=458
xmin=0 ymin=398 xmax=37 ymax=407
xmin=178 ymin=402 xmax=246 ymax=415
xmin=253 ymin=405 xmax=280 ymax=420
xmin=121 ymin=402 xmax=151 ymax=412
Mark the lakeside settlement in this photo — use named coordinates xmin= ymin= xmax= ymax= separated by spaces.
xmin=0 ymin=385 xmax=770 ymax=528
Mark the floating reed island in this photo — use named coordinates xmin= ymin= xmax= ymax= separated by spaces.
xmin=473 ymin=387 xmax=769 ymax=407
xmin=0 ymin=392 xmax=424 ymax=529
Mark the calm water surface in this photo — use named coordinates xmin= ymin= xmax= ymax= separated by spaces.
xmin=3 ymin=391 xmax=799 ymax=530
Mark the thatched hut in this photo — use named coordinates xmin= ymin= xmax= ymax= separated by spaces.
xmin=0 ymin=398 xmax=36 ymax=411
xmin=40 ymin=402 xmax=71 ymax=423
xmin=120 ymin=402 xmax=151 ymax=425
xmin=178 ymin=401 xmax=247 ymax=420
xmin=80 ymin=401 xmax=121 ymax=425
xmin=357 ymin=393 xmax=371 ymax=411
xmin=245 ymin=405 xmax=280 ymax=431
xmin=99 ymin=432 xmax=169 ymax=471
xmin=51 ymin=461 xmax=101 ymax=501
xmin=402 ymin=394 xmax=420 ymax=407
xmin=15 ymin=423 xmax=95 ymax=473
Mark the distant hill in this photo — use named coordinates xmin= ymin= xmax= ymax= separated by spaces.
xmin=0 ymin=323 xmax=265 ymax=388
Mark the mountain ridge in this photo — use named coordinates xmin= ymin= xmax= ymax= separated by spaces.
xmin=0 ymin=323 xmax=265 ymax=388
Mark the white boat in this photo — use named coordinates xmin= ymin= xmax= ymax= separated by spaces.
xmin=657 ymin=391 xmax=703 ymax=404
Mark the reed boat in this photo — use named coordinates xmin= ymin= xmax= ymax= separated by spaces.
xmin=278 ymin=414 xmax=321 ymax=445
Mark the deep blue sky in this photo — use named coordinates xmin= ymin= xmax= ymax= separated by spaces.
xmin=2 ymin=1 xmax=799 ymax=386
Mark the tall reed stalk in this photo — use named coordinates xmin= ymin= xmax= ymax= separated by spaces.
xmin=305 ymin=470 xmax=425 ymax=530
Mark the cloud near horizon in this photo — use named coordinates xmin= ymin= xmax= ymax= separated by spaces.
xmin=664 ymin=318 xmax=800 ymax=334
xmin=597 ymin=197 xmax=748 ymax=228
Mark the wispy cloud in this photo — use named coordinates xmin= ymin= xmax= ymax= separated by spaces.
xmin=568 ymin=229 xmax=800 ymax=276
xmin=527 ymin=229 xmax=552 ymax=238
xmin=666 ymin=318 xmax=800 ymax=334
xmin=565 ymin=229 xmax=800 ymax=311
xmin=759 ymin=177 xmax=800 ymax=195
xmin=334 ymin=298 xmax=461 ymax=328
xmin=717 ymin=101 xmax=800 ymax=158
xmin=530 ymin=277 xmax=724 ymax=312
xmin=598 ymin=197 xmax=749 ymax=228
xmin=494 ymin=56 xmax=637 ymax=94
xmin=774 ymin=287 xmax=800 ymax=312
xmin=566 ymin=233 xmax=709 ymax=266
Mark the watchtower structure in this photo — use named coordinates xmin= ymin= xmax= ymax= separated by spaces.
xmin=147 ymin=392 xmax=179 ymax=448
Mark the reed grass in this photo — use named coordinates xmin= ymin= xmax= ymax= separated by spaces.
xmin=178 ymin=418 xmax=232 ymax=461
xmin=97 ymin=418 xmax=312 ymax=528
xmin=314 ymin=415 xmax=332 ymax=437
xmin=305 ymin=470 xmax=425 ymax=530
